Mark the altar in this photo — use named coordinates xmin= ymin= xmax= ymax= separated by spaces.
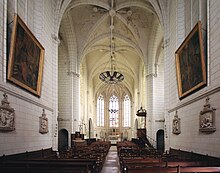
xmin=108 ymin=134 xmax=120 ymax=144
xmin=108 ymin=129 xmax=120 ymax=144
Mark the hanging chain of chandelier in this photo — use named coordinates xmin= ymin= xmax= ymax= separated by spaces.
xmin=99 ymin=3 xmax=124 ymax=84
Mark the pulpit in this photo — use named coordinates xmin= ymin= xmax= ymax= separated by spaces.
xmin=137 ymin=128 xmax=146 ymax=138
xmin=136 ymin=107 xmax=147 ymax=138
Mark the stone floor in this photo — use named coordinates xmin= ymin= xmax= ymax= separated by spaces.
xmin=101 ymin=146 xmax=120 ymax=173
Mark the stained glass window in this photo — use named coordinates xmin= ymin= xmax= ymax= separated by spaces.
xmin=109 ymin=95 xmax=119 ymax=127
xmin=124 ymin=95 xmax=131 ymax=127
xmin=97 ymin=95 xmax=104 ymax=126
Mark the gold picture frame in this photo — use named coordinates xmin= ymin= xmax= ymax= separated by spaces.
xmin=175 ymin=21 xmax=206 ymax=99
xmin=7 ymin=14 xmax=44 ymax=97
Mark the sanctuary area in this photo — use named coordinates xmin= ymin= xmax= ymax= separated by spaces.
xmin=1 ymin=0 xmax=220 ymax=172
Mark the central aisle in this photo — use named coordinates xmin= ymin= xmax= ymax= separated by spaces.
xmin=101 ymin=146 xmax=120 ymax=173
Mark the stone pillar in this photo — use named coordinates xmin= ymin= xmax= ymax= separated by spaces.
xmin=145 ymin=74 xmax=154 ymax=138
xmin=51 ymin=34 xmax=59 ymax=150
xmin=71 ymin=73 xmax=80 ymax=133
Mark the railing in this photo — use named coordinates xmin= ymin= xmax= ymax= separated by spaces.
xmin=137 ymin=129 xmax=157 ymax=149
xmin=145 ymin=134 xmax=157 ymax=149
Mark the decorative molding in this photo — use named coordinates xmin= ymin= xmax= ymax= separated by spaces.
xmin=0 ymin=84 xmax=53 ymax=112
xmin=39 ymin=109 xmax=49 ymax=134
xmin=146 ymin=64 xmax=158 ymax=78
xmin=172 ymin=110 xmax=181 ymax=135
xmin=51 ymin=33 xmax=60 ymax=44
xmin=54 ymin=123 xmax=58 ymax=137
xmin=146 ymin=73 xmax=157 ymax=78
xmin=164 ymin=124 xmax=168 ymax=138
xmin=199 ymin=97 xmax=216 ymax=133
xmin=57 ymin=117 xmax=70 ymax=121
xmin=155 ymin=119 xmax=165 ymax=122
xmin=164 ymin=38 xmax=170 ymax=48
xmin=0 ymin=93 xmax=15 ymax=131
xmin=67 ymin=71 xmax=80 ymax=78
xmin=168 ymin=85 xmax=220 ymax=113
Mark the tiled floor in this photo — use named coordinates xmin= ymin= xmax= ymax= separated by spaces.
xmin=101 ymin=146 xmax=120 ymax=173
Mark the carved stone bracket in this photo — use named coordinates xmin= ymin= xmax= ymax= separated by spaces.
xmin=0 ymin=93 xmax=15 ymax=131
xmin=199 ymin=97 xmax=216 ymax=133
xmin=172 ymin=110 xmax=181 ymax=135
xmin=39 ymin=109 xmax=48 ymax=134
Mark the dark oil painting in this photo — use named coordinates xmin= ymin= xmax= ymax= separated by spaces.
xmin=175 ymin=21 xmax=206 ymax=99
xmin=7 ymin=14 xmax=44 ymax=97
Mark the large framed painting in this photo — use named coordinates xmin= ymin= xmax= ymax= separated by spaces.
xmin=7 ymin=14 xmax=44 ymax=97
xmin=175 ymin=21 xmax=206 ymax=99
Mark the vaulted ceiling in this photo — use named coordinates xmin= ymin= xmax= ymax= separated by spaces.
xmin=59 ymin=0 xmax=163 ymax=97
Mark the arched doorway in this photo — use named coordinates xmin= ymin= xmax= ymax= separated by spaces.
xmin=156 ymin=129 xmax=165 ymax=152
xmin=58 ymin=129 xmax=68 ymax=151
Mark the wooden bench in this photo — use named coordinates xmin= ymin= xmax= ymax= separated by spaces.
xmin=0 ymin=160 xmax=91 ymax=173
xmin=0 ymin=148 xmax=56 ymax=161
xmin=117 ymin=141 xmax=220 ymax=173
xmin=123 ymin=166 xmax=220 ymax=173
xmin=0 ymin=144 xmax=107 ymax=173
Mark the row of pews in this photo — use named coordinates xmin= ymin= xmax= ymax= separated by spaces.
xmin=0 ymin=141 xmax=111 ymax=173
xmin=117 ymin=140 xmax=220 ymax=173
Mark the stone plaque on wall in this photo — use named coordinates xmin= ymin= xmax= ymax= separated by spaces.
xmin=199 ymin=97 xmax=216 ymax=133
xmin=172 ymin=110 xmax=181 ymax=135
xmin=39 ymin=109 xmax=48 ymax=134
xmin=0 ymin=93 xmax=15 ymax=131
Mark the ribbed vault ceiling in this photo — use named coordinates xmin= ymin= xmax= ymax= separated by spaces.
xmin=59 ymin=0 xmax=163 ymax=97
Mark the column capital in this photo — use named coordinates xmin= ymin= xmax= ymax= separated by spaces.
xmin=67 ymin=71 xmax=80 ymax=78
xmin=51 ymin=34 xmax=60 ymax=44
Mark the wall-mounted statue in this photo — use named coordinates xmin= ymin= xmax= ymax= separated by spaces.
xmin=172 ymin=110 xmax=181 ymax=135
xmin=39 ymin=109 xmax=48 ymax=134
xmin=0 ymin=93 xmax=15 ymax=131
xmin=199 ymin=97 xmax=216 ymax=133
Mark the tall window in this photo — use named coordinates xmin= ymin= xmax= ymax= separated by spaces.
xmin=97 ymin=95 xmax=104 ymax=126
xmin=123 ymin=95 xmax=131 ymax=127
xmin=109 ymin=95 xmax=119 ymax=127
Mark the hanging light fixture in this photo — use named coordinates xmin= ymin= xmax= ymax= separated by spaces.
xmin=99 ymin=5 xmax=124 ymax=84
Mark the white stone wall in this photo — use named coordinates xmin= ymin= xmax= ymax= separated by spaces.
xmin=145 ymin=19 xmax=164 ymax=142
xmin=58 ymin=45 xmax=73 ymax=145
xmin=0 ymin=0 xmax=58 ymax=156
xmin=153 ymin=54 xmax=165 ymax=140
xmin=165 ymin=0 xmax=220 ymax=157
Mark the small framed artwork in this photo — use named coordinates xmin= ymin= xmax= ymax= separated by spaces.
xmin=7 ymin=14 xmax=44 ymax=97
xmin=175 ymin=21 xmax=206 ymax=99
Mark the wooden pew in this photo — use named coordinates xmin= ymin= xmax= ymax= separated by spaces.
xmin=0 ymin=146 xmax=103 ymax=173
xmin=71 ymin=141 xmax=110 ymax=172
xmin=0 ymin=140 xmax=112 ymax=173
xmin=0 ymin=148 xmax=56 ymax=161
xmin=0 ymin=160 xmax=91 ymax=173
xmin=123 ymin=166 xmax=220 ymax=173
xmin=122 ymin=161 xmax=206 ymax=168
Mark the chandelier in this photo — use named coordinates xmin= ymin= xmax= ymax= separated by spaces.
xmin=99 ymin=7 xmax=124 ymax=84
xmin=136 ymin=106 xmax=147 ymax=117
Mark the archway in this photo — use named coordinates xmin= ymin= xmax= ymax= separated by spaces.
xmin=58 ymin=129 xmax=68 ymax=151
xmin=156 ymin=129 xmax=165 ymax=151
xmin=55 ymin=0 xmax=165 ymax=149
